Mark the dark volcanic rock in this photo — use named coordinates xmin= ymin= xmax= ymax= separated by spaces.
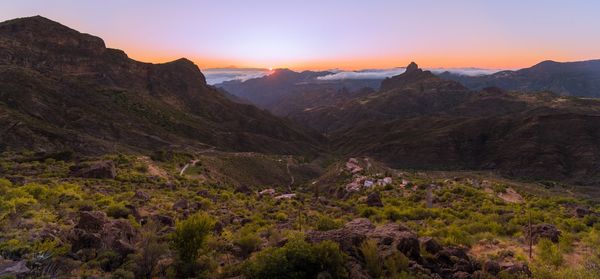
xmin=172 ymin=198 xmax=189 ymax=211
xmin=0 ymin=260 xmax=30 ymax=277
xmin=133 ymin=190 xmax=150 ymax=202
xmin=75 ymin=211 xmax=107 ymax=232
xmin=527 ymin=223 xmax=561 ymax=243
xmin=306 ymin=218 xmax=483 ymax=278
xmin=419 ymin=236 xmax=443 ymax=254
xmin=366 ymin=191 xmax=383 ymax=207
xmin=69 ymin=161 xmax=116 ymax=179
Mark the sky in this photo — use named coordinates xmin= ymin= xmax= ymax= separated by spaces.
xmin=1 ymin=0 xmax=599 ymax=70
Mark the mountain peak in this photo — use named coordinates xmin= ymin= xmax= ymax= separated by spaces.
xmin=405 ymin=62 xmax=419 ymax=73
xmin=0 ymin=15 xmax=106 ymax=53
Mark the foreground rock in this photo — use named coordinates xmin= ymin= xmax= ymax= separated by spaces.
xmin=69 ymin=161 xmax=117 ymax=179
xmin=306 ymin=218 xmax=531 ymax=278
xmin=0 ymin=260 xmax=30 ymax=277
xmin=68 ymin=211 xmax=138 ymax=259
xmin=526 ymin=223 xmax=561 ymax=243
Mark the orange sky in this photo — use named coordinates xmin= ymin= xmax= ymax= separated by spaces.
xmin=3 ymin=1 xmax=599 ymax=71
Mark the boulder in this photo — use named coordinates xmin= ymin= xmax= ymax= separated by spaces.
xmin=133 ymin=190 xmax=150 ymax=202
xmin=527 ymin=223 xmax=561 ymax=243
xmin=366 ymin=191 xmax=383 ymax=207
xmin=306 ymin=218 xmax=483 ymax=278
xmin=234 ymin=184 xmax=252 ymax=194
xmin=0 ymin=260 xmax=30 ymax=277
xmin=75 ymin=211 xmax=107 ymax=232
xmin=483 ymin=260 xmax=501 ymax=275
xmin=306 ymin=218 xmax=374 ymax=254
xmin=500 ymin=262 xmax=531 ymax=277
xmin=420 ymin=236 xmax=443 ymax=254
xmin=151 ymin=214 xmax=175 ymax=227
xmin=69 ymin=161 xmax=116 ymax=179
xmin=172 ymin=199 xmax=189 ymax=211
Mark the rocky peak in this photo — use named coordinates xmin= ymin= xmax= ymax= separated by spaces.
xmin=0 ymin=15 xmax=106 ymax=53
xmin=405 ymin=61 xmax=420 ymax=74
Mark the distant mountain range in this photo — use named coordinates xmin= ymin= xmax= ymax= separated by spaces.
xmin=438 ymin=59 xmax=600 ymax=97
xmin=2 ymin=16 xmax=600 ymax=182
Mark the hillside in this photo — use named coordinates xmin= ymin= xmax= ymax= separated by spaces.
xmin=0 ymin=16 xmax=323 ymax=155
xmin=438 ymin=60 xmax=600 ymax=97
xmin=285 ymin=63 xmax=600 ymax=182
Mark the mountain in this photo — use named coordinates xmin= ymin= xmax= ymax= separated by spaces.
xmin=437 ymin=59 xmax=600 ymax=97
xmin=0 ymin=16 xmax=323 ymax=155
xmin=291 ymin=62 xmax=600 ymax=182
xmin=215 ymin=68 xmax=381 ymax=115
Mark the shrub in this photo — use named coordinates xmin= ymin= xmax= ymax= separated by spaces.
xmin=106 ymin=203 xmax=130 ymax=219
xmin=536 ymin=238 xmax=563 ymax=267
xmin=360 ymin=239 xmax=382 ymax=278
xmin=384 ymin=251 xmax=410 ymax=277
xmin=243 ymin=239 xmax=347 ymax=279
xmin=234 ymin=231 xmax=262 ymax=257
xmin=315 ymin=215 xmax=341 ymax=231
xmin=171 ymin=213 xmax=215 ymax=276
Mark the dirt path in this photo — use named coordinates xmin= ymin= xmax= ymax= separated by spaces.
xmin=179 ymin=159 xmax=199 ymax=176
xmin=138 ymin=156 xmax=169 ymax=178
xmin=178 ymin=147 xmax=215 ymax=176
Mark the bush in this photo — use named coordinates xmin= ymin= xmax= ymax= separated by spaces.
xmin=171 ymin=213 xmax=215 ymax=276
xmin=234 ymin=231 xmax=262 ymax=257
xmin=243 ymin=239 xmax=347 ymax=279
xmin=360 ymin=239 xmax=382 ymax=278
xmin=315 ymin=215 xmax=341 ymax=231
xmin=536 ymin=238 xmax=563 ymax=267
xmin=106 ymin=203 xmax=130 ymax=219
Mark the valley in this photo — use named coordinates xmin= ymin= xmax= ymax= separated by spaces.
xmin=1 ymin=15 xmax=600 ymax=279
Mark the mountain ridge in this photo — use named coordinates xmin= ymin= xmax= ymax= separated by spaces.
xmin=0 ymin=16 xmax=324 ymax=155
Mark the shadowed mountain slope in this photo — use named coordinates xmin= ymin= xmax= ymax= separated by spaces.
xmin=0 ymin=16 xmax=323 ymax=155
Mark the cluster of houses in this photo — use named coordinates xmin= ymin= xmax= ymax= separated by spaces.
xmin=343 ymin=158 xmax=413 ymax=192
xmin=257 ymin=188 xmax=296 ymax=200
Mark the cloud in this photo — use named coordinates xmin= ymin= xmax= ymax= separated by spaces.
xmin=316 ymin=67 xmax=503 ymax=80
xmin=316 ymin=68 xmax=406 ymax=80
xmin=204 ymin=68 xmax=270 ymax=84
xmin=205 ymin=67 xmax=505 ymax=84
xmin=428 ymin=68 xmax=503 ymax=76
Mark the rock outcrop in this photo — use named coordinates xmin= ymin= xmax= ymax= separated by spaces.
xmin=526 ymin=223 xmax=561 ymax=243
xmin=68 ymin=211 xmax=138 ymax=258
xmin=69 ymin=161 xmax=117 ymax=179
xmin=306 ymin=219 xmax=531 ymax=278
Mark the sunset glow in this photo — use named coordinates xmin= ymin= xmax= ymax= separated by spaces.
xmin=2 ymin=0 xmax=599 ymax=70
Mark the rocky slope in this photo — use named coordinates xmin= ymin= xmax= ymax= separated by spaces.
xmin=0 ymin=16 xmax=323 ymax=155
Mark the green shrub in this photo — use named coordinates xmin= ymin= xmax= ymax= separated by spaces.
xmin=106 ymin=203 xmax=130 ymax=219
xmin=243 ymin=238 xmax=347 ymax=279
xmin=234 ymin=231 xmax=262 ymax=257
xmin=360 ymin=239 xmax=382 ymax=278
xmin=384 ymin=251 xmax=410 ymax=277
xmin=315 ymin=215 xmax=341 ymax=231
xmin=536 ymin=238 xmax=563 ymax=267
xmin=171 ymin=212 xmax=215 ymax=275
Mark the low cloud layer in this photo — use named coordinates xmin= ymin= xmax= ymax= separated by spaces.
xmin=317 ymin=67 xmax=503 ymax=80
xmin=205 ymin=67 xmax=504 ymax=84
xmin=204 ymin=68 xmax=270 ymax=85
